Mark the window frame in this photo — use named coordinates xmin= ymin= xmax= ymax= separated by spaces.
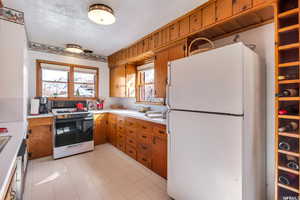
xmin=136 ymin=66 xmax=156 ymax=103
xmin=36 ymin=60 xmax=99 ymax=100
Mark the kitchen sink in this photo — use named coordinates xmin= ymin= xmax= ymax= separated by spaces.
xmin=0 ymin=136 xmax=11 ymax=153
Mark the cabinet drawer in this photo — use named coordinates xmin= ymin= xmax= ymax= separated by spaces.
xmin=108 ymin=114 xmax=117 ymax=123
xmin=137 ymin=143 xmax=152 ymax=156
xmin=117 ymin=116 xmax=125 ymax=125
xmin=117 ymin=125 xmax=125 ymax=134
xmin=117 ymin=133 xmax=126 ymax=142
xmin=137 ymin=153 xmax=152 ymax=168
xmin=153 ymin=125 xmax=167 ymax=140
xmin=126 ymin=145 xmax=137 ymax=159
xmin=125 ymin=118 xmax=137 ymax=128
xmin=126 ymin=128 xmax=137 ymax=138
xmin=28 ymin=117 xmax=53 ymax=128
xmin=137 ymin=132 xmax=152 ymax=144
xmin=138 ymin=121 xmax=153 ymax=134
xmin=126 ymin=137 xmax=137 ymax=148
xmin=117 ymin=139 xmax=125 ymax=152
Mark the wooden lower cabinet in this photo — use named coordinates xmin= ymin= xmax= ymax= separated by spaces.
xmin=107 ymin=115 xmax=167 ymax=178
xmin=152 ymin=131 xmax=168 ymax=178
xmin=27 ymin=117 xmax=53 ymax=159
xmin=93 ymin=113 xmax=107 ymax=145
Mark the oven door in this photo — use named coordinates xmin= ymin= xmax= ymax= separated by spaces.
xmin=55 ymin=116 xmax=93 ymax=148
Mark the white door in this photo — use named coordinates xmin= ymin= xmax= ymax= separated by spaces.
xmin=168 ymin=43 xmax=245 ymax=115
xmin=167 ymin=110 xmax=243 ymax=200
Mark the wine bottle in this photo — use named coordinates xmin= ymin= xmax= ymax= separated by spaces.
xmin=278 ymin=74 xmax=298 ymax=81
xmin=277 ymin=89 xmax=299 ymax=97
xmin=287 ymin=158 xmax=300 ymax=171
xmin=278 ymin=173 xmax=298 ymax=186
xmin=278 ymin=138 xmax=298 ymax=152
xmin=278 ymin=121 xmax=298 ymax=132
xmin=279 ymin=105 xmax=299 ymax=115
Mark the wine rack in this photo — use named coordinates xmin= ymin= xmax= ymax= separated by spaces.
xmin=276 ymin=0 xmax=300 ymax=199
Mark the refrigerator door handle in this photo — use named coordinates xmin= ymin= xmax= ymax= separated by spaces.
xmin=166 ymin=109 xmax=171 ymax=135
xmin=167 ymin=62 xmax=171 ymax=109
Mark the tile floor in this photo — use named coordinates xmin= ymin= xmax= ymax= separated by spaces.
xmin=24 ymin=144 xmax=170 ymax=200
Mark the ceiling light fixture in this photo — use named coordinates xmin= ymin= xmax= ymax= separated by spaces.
xmin=88 ymin=4 xmax=116 ymax=25
xmin=65 ymin=44 xmax=83 ymax=54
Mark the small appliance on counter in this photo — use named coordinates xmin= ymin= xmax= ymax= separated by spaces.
xmin=37 ymin=97 xmax=50 ymax=114
xmin=30 ymin=98 xmax=40 ymax=115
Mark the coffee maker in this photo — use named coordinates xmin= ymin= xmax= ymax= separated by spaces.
xmin=37 ymin=97 xmax=49 ymax=114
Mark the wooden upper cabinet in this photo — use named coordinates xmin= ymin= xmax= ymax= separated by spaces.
xmin=144 ymin=38 xmax=149 ymax=52
xmin=162 ymin=27 xmax=170 ymax=45
xmin=179 ymin=16 xmax=190 ymax=37
xmin=253 ymin=0 xmax=267 ymax=6
xmin=168 ymin=42 xmax=186 ymax=61
xmin=132 ymin=44 xmax=138 ymax=57
xmin=154 ymin=49 xmax=169 ymax=98
xmin=216 ymin=0 xmax=233 ymax=21
xmin=233 ymin=0 xmax=252 ymax=14
xmin=202 ymin=2 xmax=216 ymax=27
xmin=148 ymin=35 xmax=154 ymax=50
xmin=125 ymin=64 xmax=136 ymax=98
xmin=190 ymin=9 xmax=202 ymax=32
xmin=154 ymin=32 xmax=160 ymax=48
xmin=169 ymin=22 xmax=180 ymax=41
xmin=137 ymin=41 xmax=144 ymax=55
xmin=110 ymin=65 xmax=126 ymax=97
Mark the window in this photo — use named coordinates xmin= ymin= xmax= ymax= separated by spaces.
xmin=137 ymin=65 xmax=155 ymax=102
xmin=37 ymin=60 xmax=99 ymax=99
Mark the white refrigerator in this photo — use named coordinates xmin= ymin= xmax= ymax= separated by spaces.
xmin=167 ymin=42 xmax=266 ymax=200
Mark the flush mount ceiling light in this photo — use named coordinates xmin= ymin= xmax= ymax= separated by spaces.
xmin=65 ymin=44 xmax=83 ymax=54
xmin=88 ymin=4 xmax=116 ymax=25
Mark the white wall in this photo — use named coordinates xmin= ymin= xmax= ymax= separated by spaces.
xmin=27 ymin=51 xmax=118 ymax=108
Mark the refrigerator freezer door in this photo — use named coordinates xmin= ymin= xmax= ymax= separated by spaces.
xmin=168 ymin=110 xmax=243 ymax=200
xmin=168 ymin=43 xmax=245 ymax=115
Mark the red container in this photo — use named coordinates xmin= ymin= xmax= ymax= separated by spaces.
xmin=76 ymin=103 xmax=84 ymax=111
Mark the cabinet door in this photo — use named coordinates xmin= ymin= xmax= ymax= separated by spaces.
xmin=154 ymin=32 xmax=160 ymax=49
xmin=154 ymin=49 xmax=169 ymax=98
xmin=115 ymin=65 xmax=126 ymax=97
xmin=253 ymin=0 xmax=267 ymax=6
xmin=216 ymin=0 xmax=233 ymax=21
xmin=152 ymin=135 xmax=167 ymax=178
xmin=168 ymin=42 xmax=186 ymax=61
xmin=27 ymin=125 xmax=53 ymax=159
xmin=108 ymin=122 xmax=117 ymax=146
xmin=148 ymin=35 xmax=154 ymax=50
xmin=179 ymin=17 xmax=190 ymax=37
xmin=190 ymin=9 xmax=202 ymax=32
xmin=202 ymin=2 xmax=216 ymax=27
xmin=233 ymin=0 xmax=252 ymax=14
xmin=162 ymin=27 xmax=170 ymax=45
xmin=169 ymin=22 xmax=180 ymax=41
xmin=93 ymin=114 xmax=107 ymax=145
xmin=137 ymin=41 xmax=144 ymax=55
xmin=125 ymin=64 xmax=136 ymax=98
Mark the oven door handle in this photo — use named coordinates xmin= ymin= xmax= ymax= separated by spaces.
xmin=55 ymin=118 xmax=82 ymax=123
xmin=83 ymin=117 xmax=93 ymax=121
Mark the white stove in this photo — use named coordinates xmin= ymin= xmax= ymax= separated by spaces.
xmin=51 ymin=101 xmax=94 ymax=159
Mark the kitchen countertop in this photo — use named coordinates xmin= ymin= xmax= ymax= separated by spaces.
xmin=28 ymin=109 xmax=166 ymax=125
xmin=0 ymin=121 xmax=26 ymax=200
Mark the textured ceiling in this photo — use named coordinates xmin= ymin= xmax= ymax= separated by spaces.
xmin=5 ymin=0 xmax=208 ymax=56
